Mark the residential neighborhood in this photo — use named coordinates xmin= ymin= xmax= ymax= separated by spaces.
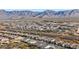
xmin=0 ymin=19 xmax=79 ymax=49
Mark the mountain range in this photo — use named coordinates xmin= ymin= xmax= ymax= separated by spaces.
xmin=0 ymin=9 xmax=79 ymax=19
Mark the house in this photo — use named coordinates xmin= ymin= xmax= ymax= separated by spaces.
xmin=77 ymin=28 xmax=79 ymax=33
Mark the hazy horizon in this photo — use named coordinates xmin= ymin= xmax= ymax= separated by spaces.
xmin=1 ymin=9 xmax=74 ymax=12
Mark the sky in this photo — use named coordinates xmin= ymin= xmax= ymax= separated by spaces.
xmin=5 ymin=9 xmax=68 ymax=12
xmin=0 ymin=0 xmax=79 ymax=11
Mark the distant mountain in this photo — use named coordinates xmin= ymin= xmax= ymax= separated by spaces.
xmin=0 ymin=9 xmax=79 ymax=19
